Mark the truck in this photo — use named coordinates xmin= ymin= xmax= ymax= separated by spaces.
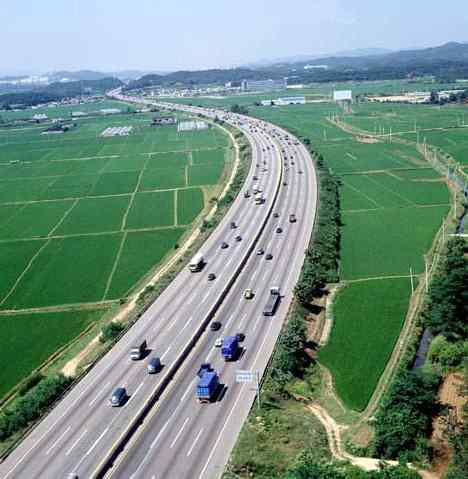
xmin=189 ymin=252 xmax=204 ymax=272
xmin=196 ymin=371 xmax=219 ymax=403
xmin=197 ymin=362 xmax=213 ymax=377
xmin=221 ymin=336 xmax=239 ymax=361
xmin=263 ymin=287 xmax=280 ymax=316
xmin=254 ymin=193 xmax=264 ymax=205
xmin=130 ymin=339 xmax=147 ymax=360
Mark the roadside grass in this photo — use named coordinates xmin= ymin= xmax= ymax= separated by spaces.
xmin=224 ymin=398 xmax=330 ymax=479
xmin=177 ymin=188 xmax=204 ymax=224
xmin=125 ymin=190 xmax=175 ymax=229
xmin=340 ymin=205 xmax=449 ymax=279
xmin=319 ymin=277 xmax=412 ymax=411
xmin=0 ymin=308 xmax=105 ymax=399
xmin=105 ymin=228 xmax=186 ymax=299
xmin=3 ymin=234 xmax=122 ymax=309
xmin=54 ymin=196 xmax=130 ymax=235
xmin=0 ymin=200 xmax=73 ymax=239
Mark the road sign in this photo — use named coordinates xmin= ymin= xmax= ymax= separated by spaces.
xmin=236 ymin=370 xmax=255 ymax=383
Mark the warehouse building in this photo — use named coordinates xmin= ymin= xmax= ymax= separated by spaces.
xmin=241 ymin=78 xmax=287 ymax=91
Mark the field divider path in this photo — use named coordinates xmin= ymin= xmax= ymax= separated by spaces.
xmin=48 ymin=198 xmax=80 ymax=237
xmin=102 ymin=232 xmax=128 ymax=301
xmin=90 ymin=98 xmax=284 ymax=479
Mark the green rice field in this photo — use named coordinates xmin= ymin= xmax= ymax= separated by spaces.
xmin=0 ymin=100 xmax=232 ymax=398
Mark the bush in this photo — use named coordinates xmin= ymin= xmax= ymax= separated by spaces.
xmin=17 ymin=372 xmax=44 ymax=397
xmin=99 ymin=321 xmax=125 ymax=344
xmin=0 ymin=374 xmax=72 ymax=441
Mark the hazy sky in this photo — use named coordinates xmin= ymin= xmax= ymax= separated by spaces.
xmin=2 ymin=0 xmax=467 ymax=74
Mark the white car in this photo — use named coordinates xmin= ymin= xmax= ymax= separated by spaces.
xmin=214 ymin=338 xmax=223 ymax=348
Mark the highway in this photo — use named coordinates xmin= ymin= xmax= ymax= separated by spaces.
xmin=0 ymin=94 xmax=317 ymax=478
xmin=107 ymin=114 xmax=317 ymax=478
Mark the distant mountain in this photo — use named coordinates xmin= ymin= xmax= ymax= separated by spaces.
xmin=247 ymin=48 xmax=393 ymax=68
xmin=48 ymin=70 xmax=111 ymax=82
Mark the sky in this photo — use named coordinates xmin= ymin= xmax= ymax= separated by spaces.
xmin=1 ymin=0 xmax=467 ymax=74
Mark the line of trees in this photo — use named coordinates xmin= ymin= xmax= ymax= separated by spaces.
xmin=295 ymin=152 xmax=340 ymax=304
xmin=372 ymin=238 xmax=467 ymax=464
xmin=0 ymin=374 xmax=72 ymax=441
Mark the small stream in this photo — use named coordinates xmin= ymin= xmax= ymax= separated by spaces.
xmin=412 ymin=329 xmax=433 ymax=369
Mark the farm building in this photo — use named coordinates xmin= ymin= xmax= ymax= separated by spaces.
xmin=152 ymin=116 xmax=177 ymax=126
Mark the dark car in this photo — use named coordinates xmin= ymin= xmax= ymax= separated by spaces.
xmin=110 ymin=387 xmax=126 ymax=407
xmin=220 ymin=241 xmax=229 ymax=249
xmin=235 ymin=235 xmax=242 ymax=242
xmin=266 ymin=253 xmax=273 ymax=260
xmin=208 ymin=273 xmax=216 ymax=281
xmin=210 ymin=321 xmax=222 ymax=331
xmin=273 ymin=212 xmax=279 ymax=218
xmin=276 ymin=227 xmax=283 ymax=234
xmin=147 ymin=357 xmax=161 ymax=374
xmin=283 ymin=181 xmax=288 ymax=186
xmin=230 ymin=221 xmax=236 ymax=229
xmin=298 ymin=170 xmax=303 ymax=174
xmin=236 ymin=333 xmax=245 ymax=342
xmin=253 ymin=175 xmax=258 ymax=181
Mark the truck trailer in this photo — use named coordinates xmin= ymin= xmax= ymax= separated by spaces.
xmin=221 ymin=336 xmax=239 ymax=361
xmin=130 ymin=339 xmax=147 ymax=360
xmin=196 ymin=371 xmax=219 ymax=403
xmin=189 ymin=253 xmax=204 ymax=272
xmin=263 ymin=287 xmax=280 ymax=316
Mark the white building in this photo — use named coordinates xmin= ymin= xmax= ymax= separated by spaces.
xmin=241 ymin=78 xmax=287 ymax=92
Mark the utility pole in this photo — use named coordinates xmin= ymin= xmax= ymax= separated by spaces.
xmin=410 ymin=267 xmax=414 ymax=294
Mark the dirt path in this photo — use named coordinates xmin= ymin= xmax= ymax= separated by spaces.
xmin=309 ymin=403 xmax=438 ymax=478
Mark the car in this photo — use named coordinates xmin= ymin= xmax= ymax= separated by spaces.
xmin=230 ymin=221 xmax=236 ymax=229
xmin=214 ymin=338 xmax=223 ymax=348
xmin=291 ymin=160 xmax=295 ymax=165
xmin=244 ymin=190 xmax=250 ymax=198
xmin=220 ymin=241 xmax=229 ymax=249
xmin=253 ymin=175 xmax=258 ymax=181
xmin=273 ymin=212 xmax=279 ymax=218
xmin=244 ymin=288 xmax=254 ymax=299
xmin=283 ymin=181 xmax=288 ymax=186
xmin=66 ymin=474 xmax=79 ymax=479
xmin=236 ymin=333 xmax=245 ymax=342
xmin=210 ymin=322 xmax=222 ymax=331
xmin=298 ymin=170 xmax=303 ymax=174
xmin=147 ymin=357 xmax=161 ymax=374
xmin=235 ymin=235 xmax=242 ymax=242
xmin=289 ymin=214 xmax=297 ymax=223
xmin=110 ymin=387 xmax=126 ymax=407
xmin=263 ymin=167 xmax=268 ymax=172
xmin=208 ymin=273 xmax=216 ymax=281
xmin=266 ymin=253 xmax=273 ymax=260
xmin=256 ymin=248 xmax=264 ymax=255
xmin=276 ymin=227 xmax=283 ymax=234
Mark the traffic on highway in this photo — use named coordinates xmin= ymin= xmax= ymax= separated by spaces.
xmin=0 ymin=91 xmax=317 ymax=479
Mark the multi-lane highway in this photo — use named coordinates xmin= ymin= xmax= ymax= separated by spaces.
xmin=0 ymin=93 xmax=317 ymax=479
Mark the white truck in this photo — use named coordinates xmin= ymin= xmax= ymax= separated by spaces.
xmin=189 ymin=252 xmax=204 ymax=272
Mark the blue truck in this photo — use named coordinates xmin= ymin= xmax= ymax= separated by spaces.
xmin=221 ymin=336 xmax=239 ymax=361
xmin=197 ymin=371 xmax=219 ymax=403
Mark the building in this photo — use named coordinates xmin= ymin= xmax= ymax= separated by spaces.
xmin=276 ymin=96 xmax=306 ymax=105
xmin=100 ymin=108 xmax=121 ymax=115
xmin=241 ymin=78 xmax=287 ymax=92
xmin=151 ymin=116 xmax=177 ymax=126
xmin=32 ymin=113 xmax=48 ymax=122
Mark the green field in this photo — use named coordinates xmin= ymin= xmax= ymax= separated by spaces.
xmin=245 ymin=99 xmax=451 ymax=410
xmin=319 ymin=278 xmax=412 ymax=411
xmin=0 ymin=308 xmax=106 ymax=398
xmin=0 ymin=101 xmax=232 ymax=398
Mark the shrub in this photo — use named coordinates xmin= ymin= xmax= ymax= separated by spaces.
xmin=99 ymin=321 xmax=125 ymax=344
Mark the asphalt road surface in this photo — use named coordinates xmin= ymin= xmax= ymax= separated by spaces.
xmin=0 ymin=94 xmax=317 ymax=479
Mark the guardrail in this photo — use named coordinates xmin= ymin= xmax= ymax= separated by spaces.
xmin=92 ymin=108 xmax=284 ymax=479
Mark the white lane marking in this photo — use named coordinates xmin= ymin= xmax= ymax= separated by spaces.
xmin=224 ymin=314 xmax=235 ymax=329
xmin=2 ymin=360 xmax=114 ymax=478
xmin=85 ymin=426 xmax=109 ymax=456
xmin=238 ymin=314 xmax=247 ymax=328
xmin=187 ymin=428 xmax=204 ymax=457
xmin=166 ymin=316 xmax=178 ymax=332
xmin=45 ymin=426 xmax=71 ymax=455
xmin=127 ymin=380 xmax=145 ymax=404
xmin=160 ymin=345 xmax=172 ymax=360
xmin=88 ymin=381 xmax=111 ymax=407
xmin=198 ymin=319 xmax=276 ymax=479
xmin=205 ymin=347 xmax=216 ymax=362
xmin=170 ymin=417 xmax=190 ymax=449
xmin=180 ymin=380 xmax=196 ymax=402
xmin=65 ymin=428 xmax=88 ymax=456
xmin=150 ymin=419 xmax=170 ymax=450
xmin=201 ymin=290 xmax=211 ymax=303
xmin=252 ymin=316 xmax=261 ymax=332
